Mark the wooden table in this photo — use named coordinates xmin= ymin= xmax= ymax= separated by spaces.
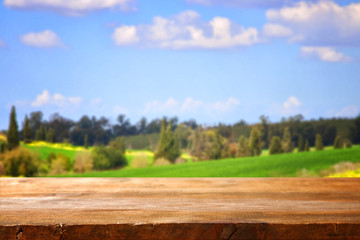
xmin=1 ymin=178 xmax=359 ymax=239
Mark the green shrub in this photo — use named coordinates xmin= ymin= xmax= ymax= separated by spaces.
xmin=315 ymin=134 xmax=324 ymax=151
xmin=236 ymin=136 xmax=251 ymax=157
xmin=0 ymin=161 xmax=4 ymax=176
xmin=343 ymin=139 xmax=352 ymax=148
xmin=50 ymin=154 xmax=71 ymax=174
xmin=0 ymin=140 xmax=7 ymax=153
xmin=92 ymin=146 xmax=127 ymax=170
xmin=74 ymin=151 xmax=93 ymax=173
xmin=269 ymin=136 xmax=283 ymax=155
xmin=333 ymin=136 xmax=343 ymax=149
xmin=3 ymin=147 xmax=40 ymax=177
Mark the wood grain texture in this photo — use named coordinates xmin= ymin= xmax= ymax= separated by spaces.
xmin=1 ymin=178 xmax=360 ymax=239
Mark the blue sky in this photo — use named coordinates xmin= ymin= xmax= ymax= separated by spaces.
xmin=1 ymin=0 xmax=359 ymax=130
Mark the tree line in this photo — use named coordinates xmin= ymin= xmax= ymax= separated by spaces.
xmin=1 ymin=106 xmax=359 ymax=176
xmin=1 ymin=108 xmax=359 ymax=151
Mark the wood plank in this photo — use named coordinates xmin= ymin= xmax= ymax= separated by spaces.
xmin=1 ymin=178 xmax=359 ymax=239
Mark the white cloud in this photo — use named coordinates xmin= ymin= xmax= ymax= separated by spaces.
xmin=262 ymin=23 xmax=293 ymax=38
xmin=186 ymin=0 xmax=300 ymax=8
xmin=181 ymin=97 xmax=203 ymax=113
xmin=31 ymin=90 xmax=83 ymax=108
xmin=301 ymin=46 xmax=351 ymax=62
xmin=112 ymin=26 xmax=139 ymax=45
xmin=4 ymin=0 xmax=135 ymax=16
xmin=112 ymin=10 xmax=260 ymax=49
xmin=89 ymin=98 xmax=102 ymax=106
xmin=266 ymin=1 xmax=360 ymax=46
xmin=329 ymin=105 xmax=359 ymax=118
xmin=113 ymin=105 xmax=128 ymax=115
xmin=143 ymin=97 xmax=240 ymax=116
xmin=211 ymin=98 xmax=240 ymax=112
xmin=271 ymin=96 xmax=302 ymax=115
xmin=20 ymin=30 xmax=63 ymax=48
xmin=144 ymin=98 xmax=180 ymax=114
xmin=32 ymin=90 xmax=51 ymax=107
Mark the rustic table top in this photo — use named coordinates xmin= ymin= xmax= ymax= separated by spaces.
xmin=1 ymin=178 xmax=360 ymax=240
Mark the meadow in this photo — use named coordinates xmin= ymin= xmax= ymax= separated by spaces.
xmin=49 ymin=145 xmax=360 ymax=178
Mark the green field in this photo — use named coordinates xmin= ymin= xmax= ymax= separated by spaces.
xmin=54 ymin=146 xmax=360 ymax=177
xmin=22 ymin=142 xmax=82 ymax=164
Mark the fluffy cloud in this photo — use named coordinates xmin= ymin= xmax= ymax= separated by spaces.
xmin=144 ymin=98 xmax=180 ymax=114
xmin=186 ymin=0 xmax=300 ymax=8
xmin=112 ymin=26 xmax=139 ymax=45
xmin=301 ymin=46 xmax=351 ymax=62
xmin=112 ymin=10 xmax=260 ymax=49
xmin=211 ymin=98 xmax=240 ymax=112
xmin=181 ymin=97 xmax=203 ymax=113
xmin=266 ymin=1 xmax=360 ymax=46
xmin=20 ymin=30 xmax=63 ymax=48
xmin=271 ymin=96 xmax=303 ymax=115
xmin=328 ymin=105 xmax=359 ymax=118
xmin=31 ymin=90 xmax=82 ymax=108
xmin=3 ymin=0 xmax=135 ymax=16
xmin=143 ymin=97 xmax=240 ymax=115
xmin=262 ymin=23 xmax=293 ymax=38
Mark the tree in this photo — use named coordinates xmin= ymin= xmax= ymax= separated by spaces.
xmin=282 ymin=127 xmax=293 ymax=153
xmin=73 ymin=152 xmax=93 ymax=173
xmin=350 ymin=116 xmax=360 ymax=144
xmin=204 ymin=130 xmax=223 ymax=160
xmin=315 ymin=134 xmax=324 ymax=151
xmin=175 ymin=124 xmax=191 ymax=149
xmin=109 ymin=137 xmax=126 ymax=155
xmin=249 ymin=127 xmax=262 ymax=156
xmin=269 ymin=136 xmax=282 ymax=155
xmin=23 ymin=115 xmax=32 ymax=144
xmin=29 ymin=111 xmax=43 ymax=139
xmin=35 ymin=125 xmax=45 ymax=141
xmin=298 ymin=134 xmax=304 ymax=152
xmin=3 ymin=148 xmax=39 ymax=177
xmin=189 ymin=125 xmax=205 ymax=160
xmin=260 ymin=115 xmax=270 ymax=148
xmin=304 ymin=139 xmax=310 ymax=151
xmin=333 ymin=136 xmax=343 ymax=149
xmin=84 ymin=134 xmax=89 ymax=149
xmin=154 ymin=119 xmax=180 ymax=163
xmin=92 ymin=145 xmax=127 ymax=170
xmin=7 ymin=106 xmax=19 ymax=150
xmin=46 ymin=128 xmax=55 ymax=143
xmin=236 ymin=135 xmax=251 ymax=157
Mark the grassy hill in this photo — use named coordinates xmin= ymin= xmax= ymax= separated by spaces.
xmin=54 ymin=146 xmax=360 ymax=177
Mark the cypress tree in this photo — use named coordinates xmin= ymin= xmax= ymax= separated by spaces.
xmin=84 ymin=134 xmax=89 ymax=149
xmin=249 ymin=127 xmax=262 ymax=156
xmin=7 ymin=106 xmax=19 ymax=150
xmin=304 ymin=139 xmax=310 ymax=152
xmin=154 ymin=119 xmax=180 ymax=163
xmin=166 ymin=125 xmax=181 ymax=163
xmin=154 ymin=119 xmax=167 ymax=160
xmin=282 ymin=127 xmax=293 ymax=153
xmin=269 ymin=136 xmax=282 ymax=155
xmin=298 ymin=135 xmax=304 ymax=152
xmin=315 ymin=134 xmax=324 ymax=151
xmin=23 ymin=115 xmax=32 ymax=144
xmin=333 ymin=136 xmax=342 ymax=149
